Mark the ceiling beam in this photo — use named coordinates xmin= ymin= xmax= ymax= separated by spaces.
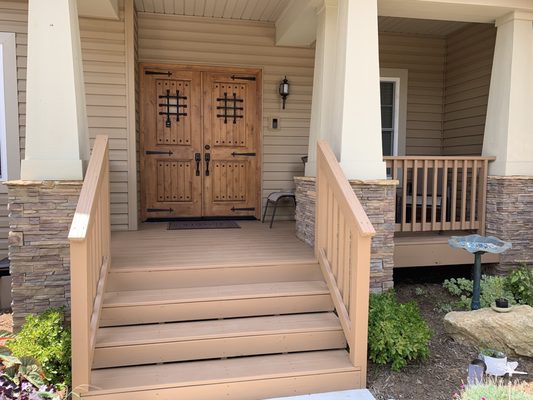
xmin=77 ymin=0 xmax=119 ymax=20
xmin=275 ymin=0 xmax=323 ymax=47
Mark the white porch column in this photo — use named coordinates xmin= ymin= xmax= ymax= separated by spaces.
xmin=305 ymin=0 xmax=338 ymax=176
xmin=334 ymin=0 xmax=385 ymax=179
xmin=482 ymin=11 xmax=533 ymax=176
xmin=20 ymin=0 xmax=89 ymax=180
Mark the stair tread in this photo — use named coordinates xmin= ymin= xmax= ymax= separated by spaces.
xmin=90 ymin=350 xmax=356 ymax=395
xmin=96 ymin=313 xmax=342 ymax=348
xmin=103 ymin=281 xmax=329 ymax=307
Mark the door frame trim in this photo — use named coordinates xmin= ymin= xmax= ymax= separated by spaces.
xmin=138 ymin=63 xmax=263 ymax=221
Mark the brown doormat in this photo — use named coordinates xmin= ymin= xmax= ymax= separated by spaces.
xmin=168 ymin=220 xmax=241 ymax=230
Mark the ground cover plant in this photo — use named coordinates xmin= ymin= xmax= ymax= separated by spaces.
xmin=456 ymin=380 xmax=533 ymax=400
xmin=6 ymin=308 xmax=71 ymax=388
xmin=367 ymin=290 xmax=432 ymax=371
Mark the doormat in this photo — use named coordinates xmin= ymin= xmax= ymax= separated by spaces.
xmin=168 ymin=220 xmax=241 ymax=230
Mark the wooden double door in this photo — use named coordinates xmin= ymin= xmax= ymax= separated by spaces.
xmin=140 ymin=65 xmax=261 ymax=220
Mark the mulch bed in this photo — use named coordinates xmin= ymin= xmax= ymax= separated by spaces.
xmin=368 ymin=283 xmax=533 ymax=400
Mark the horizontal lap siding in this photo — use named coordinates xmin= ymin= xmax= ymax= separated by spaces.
xmin=443 ymin=24 xmax=495 ymax=156
xmin=137 ymin=13 xmax=315 ymax=219
xmin=0 ymin=1 xmax=131 ymax=257
xmin=379 ymin=32 xmax=446 ymax=156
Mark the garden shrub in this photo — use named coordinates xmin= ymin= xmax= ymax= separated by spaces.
xmin=443 ymin=275 xmax=516 ymax=310
xmin=457 ymin=381 xmax=533 ymax=400
xmin=368 ymin=291 xmax=432 ymax=371
xmin=7 ymin=308 xmax=71 ymax=387
xmin=506 ymin=264 xmax=533 ymax=306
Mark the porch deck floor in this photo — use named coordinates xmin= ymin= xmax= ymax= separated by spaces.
xmin=111 ymin=220 xmax=315 ymax=270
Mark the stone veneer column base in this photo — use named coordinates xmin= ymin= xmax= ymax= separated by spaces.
xmin=5 ymin=180 xmax=82 ymax=330
xmin=295 ymin=176 xmax=397 ymax=293
xmin=486 ymin=176 xmax=533 ymax=274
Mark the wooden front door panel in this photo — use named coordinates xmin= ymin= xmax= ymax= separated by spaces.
xmin=203 ymin=72 xmax=260 ymax=218
xmin=140 ymin=66 xmax=261 ymax=220
xmin=141 ymin=69 xmax=202 ymax=219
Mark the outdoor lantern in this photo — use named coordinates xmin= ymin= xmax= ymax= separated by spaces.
xmin=279 ymin=76 xmax=289 ymax=109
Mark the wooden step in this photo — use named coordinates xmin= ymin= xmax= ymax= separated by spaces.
xmin=85 ymin=350 xmax=360 ymax=400
xmin=100 ymin=281 xmax=334 ymax=326
xmin=106 ymin=261 xmax=323 ymax=291
xmin=93 ymin=313 xmax=346 ymax=368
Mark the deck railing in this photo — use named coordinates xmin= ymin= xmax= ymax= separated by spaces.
xmin=315 ymin=141 xmax=375 ymax=387
xmin=384 ymin=156 xmax=495 ymax=234
xmin=68 ymin=135 xmax=111 ymax=392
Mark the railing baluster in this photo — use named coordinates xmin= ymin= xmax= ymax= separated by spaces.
xmin=478 ymin=160 xmax=489 ymax=235
xmin=421 ymin=160 xmax=428 ymax=231
xmin=441 ymin=160 xmax=448 ymax=231
xmin=461 ymin=160 xmax=468 ymax=230
xmin=402 ymin=160 xmax=407 ymax=231
xmin=470 ymin=160 xmax=478 ymax=230
xmin=332 ymin=199 xmax=339 ymax=278
xmin=432 ymin=160 xmax=438 ymax=231
xmin=411 ymin=160 xmax=418 ymax=231
xmin=451 ymin=160 xmax=458 ymax=230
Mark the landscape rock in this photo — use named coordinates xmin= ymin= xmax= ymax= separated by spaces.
xmin=443 ymin=305 xmax=533 ymax=358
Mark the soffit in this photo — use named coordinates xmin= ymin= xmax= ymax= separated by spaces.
xmin=379 ymin=16 xmax=471 ymax=36
xmin=134 ymin=0 xmax=290 ymax=22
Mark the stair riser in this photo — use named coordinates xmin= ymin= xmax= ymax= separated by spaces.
xmin=93 ymin=331 xmax=347 ymax=368
xmin=100 ymin=295 xmax=334 ymax=327
xmin=82 ymin=371 xmax=360 ymax=400
xmin=107 ymin=264 xmax=323 ymax=291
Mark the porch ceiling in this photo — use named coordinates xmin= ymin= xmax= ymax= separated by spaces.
xmin=134 ymin=0 xmax=290 ymax=22
xmin=379 ymin=16 xmax=470 ymax=36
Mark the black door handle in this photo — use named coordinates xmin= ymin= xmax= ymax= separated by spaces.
xmin=194 ymin=153 xmax=201 ymax=176
xmin=205 ymin=153 xmax=211 ymax=176
xmin=145 ymin=150 xmax=173 ymax=155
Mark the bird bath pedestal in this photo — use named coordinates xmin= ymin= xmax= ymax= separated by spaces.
xmin=448 ymin=235 xmax=512 ymax=310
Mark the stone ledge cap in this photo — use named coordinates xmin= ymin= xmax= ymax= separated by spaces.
xmin=4 ymin=180 xmax=83 ymax=187
xmin=295 ymin=176 xmax=399 ymax=186
xmin=488 ymin=175 xmax=533 ymax=181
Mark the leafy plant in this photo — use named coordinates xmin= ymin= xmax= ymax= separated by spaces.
xmin=414 ymin=287 xmax=426 ymax=296
xmin=456 ymin=379 xmax=533 ymax=400
xmin=506 ymin=264 xmax=533 ymax=306
xmin=443 ymin=275 xmax=516 ymax=310
xmin=368 ymin=291 xmax=432 ymax=371
xmin=0 ymin=346 xmax=59 ymax=399
xmin=7 ymin=308 xmax=71 ymax=387
xmin=479 ymin=348 xmax=505 ymax=358
xmin=434 ymin=301 xmax=453 ymax=313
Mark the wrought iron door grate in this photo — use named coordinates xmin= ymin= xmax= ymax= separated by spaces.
xmin=159 ymin=89 xmax=188 ymax=128
xmin=216 ymin=92 xmax=243 ymax=124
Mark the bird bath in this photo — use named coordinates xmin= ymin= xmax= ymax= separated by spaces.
xmin=448 ymin=234 xmax=512 ymax=310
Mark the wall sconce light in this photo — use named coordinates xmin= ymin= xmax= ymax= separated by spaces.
xmin=279 ymin=76 xmax=289 ymax=109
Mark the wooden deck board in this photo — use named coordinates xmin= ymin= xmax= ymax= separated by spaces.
xmin=111 ymin=221 xmax=315 ymax=270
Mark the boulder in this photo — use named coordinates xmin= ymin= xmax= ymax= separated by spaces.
xmin=443 ymin=305 xmax=533 ymax=358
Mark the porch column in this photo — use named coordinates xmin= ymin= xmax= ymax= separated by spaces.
xmin=334 ymin=0 xmax=385 ymax=180
xmin=20 ymin=0 xmax=89 ymax=180
xmin=483 ymin=11 xmax=533 ymax=272
xmin=305 ymin=1 xmax=337 ymax=176
xmin=483 ymin=11 xmax=533 ymax=176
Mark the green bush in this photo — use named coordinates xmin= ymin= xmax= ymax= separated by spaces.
xmin=459 ymin=382 xmax=533 ymax=400
xmin=7 ymin=307 xmax=71 ymax=387
xmin=368 ymin=291 xmax=432 ymax=371
xmin=443 ymin=275 xmax=516 ymax=310
xmin=506 ymin=264 xmax=533 ymax=306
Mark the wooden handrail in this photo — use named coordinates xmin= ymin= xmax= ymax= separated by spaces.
xmin=384 ymin=156 xmax=495 ymax=234
xmin=69 ymin=135 xmax=111 ymax=393
xmin=315 ymin=140 xmax=375 ymax=387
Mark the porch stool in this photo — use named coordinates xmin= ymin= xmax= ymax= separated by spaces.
xmin=262 ymin=192 xmax=296 ymax=228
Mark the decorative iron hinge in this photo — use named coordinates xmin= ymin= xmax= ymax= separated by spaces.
xmin=145 ymin=150 xmax=173 ymax=155
xmin=231 ymin=152 xmax=256 ymax=157
xmin=147 ymin=208 xmax=174 ymax=212
xmin=231 ymin=207 xmax=256 ymax=212
xmin=231 ymin=75 xmax=256 ymax=81
xmin=145 ymin=70 xmax=172 ymax=76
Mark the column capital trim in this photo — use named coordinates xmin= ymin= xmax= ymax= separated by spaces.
xmin=315 ymin=0 xmax=338 ymax=15
xmin=496 ymin=11 xmax=533 ymax=26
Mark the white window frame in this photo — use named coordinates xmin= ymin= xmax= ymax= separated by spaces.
xmin=0 ymin=32 xmax=20 ymax=184
xmin=380 ymin=68 xmax=408 ymax=156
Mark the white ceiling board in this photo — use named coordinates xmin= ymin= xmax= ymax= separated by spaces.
xmin=135 ymin=0 xmax=290 ymax=22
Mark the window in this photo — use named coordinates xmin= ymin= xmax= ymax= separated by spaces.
xmin=0 ymin=32 xmax=20 ymax=182
xmin=380 ymin=79 xmax=399 ymax=157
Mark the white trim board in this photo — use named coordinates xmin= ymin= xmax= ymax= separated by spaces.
xmin=0 ymin=32 xmax=20 ymax=193
xmin=380 ymin=68 xmax=408 ymax=156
